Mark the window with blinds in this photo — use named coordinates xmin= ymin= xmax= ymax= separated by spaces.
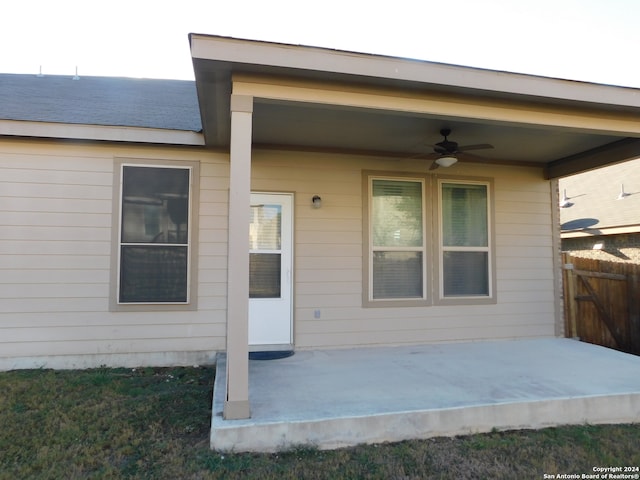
xmin=365 ymin=173 xmax=493 ymax=306
xmin=370 ymin=178 xmax=426 ymax=300
xmin=440 ymin=181 xmax=490 ymax=297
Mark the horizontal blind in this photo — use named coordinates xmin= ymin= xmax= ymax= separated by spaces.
xmin=250 ymin=204 xmax=281 ymax=250
xmin=442 ymin=251 xmax=489 ymax=296
xmin=371 ymin=178 xmax=425 ymax=300
xmin=441 ymin=183 xmax=487 ymax=247
xmin=440 ymin=182 xmax=490 ymax=297
xmin=372 ymin=180 xmax=423 ymax=247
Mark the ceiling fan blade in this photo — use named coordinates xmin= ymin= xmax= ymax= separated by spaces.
xmin=458 ymin=144 xmax=494 ymax=152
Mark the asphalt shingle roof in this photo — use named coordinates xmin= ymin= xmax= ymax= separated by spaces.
xmin=0 ymin=73 xmax=201 ymax=132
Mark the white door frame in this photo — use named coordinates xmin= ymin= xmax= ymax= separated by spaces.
xmin=248 ymin=192 xmax=294 ymax=351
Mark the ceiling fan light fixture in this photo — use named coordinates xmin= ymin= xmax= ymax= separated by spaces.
xmin=435 ymin=155 xmax=458 ymax=168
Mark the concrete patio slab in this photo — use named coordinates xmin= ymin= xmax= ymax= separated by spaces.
xmin=210 ymin=338 xmax=640 ymax=452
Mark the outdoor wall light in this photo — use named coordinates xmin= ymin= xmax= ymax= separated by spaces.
xmin=617 ymin=184 xmax=630 ymax=200
xmin=559 ymin=189 xmax=573 ymax=208
xmin=435 ymin=155 xmax=458 ymax=168
xmin=312 ymin=195 xmax=322 ymax=209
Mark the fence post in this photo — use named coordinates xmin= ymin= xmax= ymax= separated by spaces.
xmin=628 ymin=273 xmax=640 ymax=353
xmin=563 ymin=253 xmax=578 ymax=339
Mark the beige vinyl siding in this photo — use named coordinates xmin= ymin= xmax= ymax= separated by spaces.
xmin=197 ymin=160 xmax=230 ymax=317
xmin=0 ymin=139 xmax=228 ymax=369
xmin=252 ymin=151 xmax=556 ymax=349
xmin=1 ymin=138 xmax=557 ymax=368
xmin=252 ymin=150 xmax=363 ymax=347
xmin=494 ymin=174 xmax=556 ymax=316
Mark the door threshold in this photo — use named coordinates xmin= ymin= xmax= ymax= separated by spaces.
xmin=249 ymin=350 xmax=294 ymax=360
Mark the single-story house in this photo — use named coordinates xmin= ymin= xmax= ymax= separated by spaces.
xmin=560 ymin=157 xmax=640 ymax=262
xmin=2 ymin=34 xmax=640 ymax=430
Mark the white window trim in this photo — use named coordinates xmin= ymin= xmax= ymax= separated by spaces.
xmin=363 ymin=173 xmax=430 ymax=307
xmin=110 ymin=158 xmax=199 ymax=312
xmin=434 ymin=177 xmax=496 ymax=306
xmin=363 ymin=171 xmax=496 ymax=308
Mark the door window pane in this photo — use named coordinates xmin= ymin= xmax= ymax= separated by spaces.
xmin=250 ymin=253 xmax=281 ymax=298
xmin=249 ymin=203 xmax=282 ymax=299
xmin=250 ymin=204 xmax=281 ymax=250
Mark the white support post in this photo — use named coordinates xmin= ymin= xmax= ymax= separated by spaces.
xmin=224 ymin=94 xmax=253 ymax=420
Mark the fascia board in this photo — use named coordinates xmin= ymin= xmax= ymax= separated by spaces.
xmin=0 ymin=120 xmax=205 ymax=146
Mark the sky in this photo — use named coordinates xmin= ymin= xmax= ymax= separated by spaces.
xmin=2 ymin=0 xmax=639 ymax=88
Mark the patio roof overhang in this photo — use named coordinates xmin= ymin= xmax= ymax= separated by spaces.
xmin=190 ymin=34 xmax=640 ymax=179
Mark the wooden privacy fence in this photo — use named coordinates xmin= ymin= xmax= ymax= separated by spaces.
xmin=562 ymin=252 xmax=640 ymax=354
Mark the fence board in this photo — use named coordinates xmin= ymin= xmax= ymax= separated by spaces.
xmin=562 ymin=252 xmax=640 ymax=354
xmin=629 ymin=274 xmax=640 ymax=349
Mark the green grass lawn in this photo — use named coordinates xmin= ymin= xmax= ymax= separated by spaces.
xmin=1 ymin=366 xmax=639 ymax=479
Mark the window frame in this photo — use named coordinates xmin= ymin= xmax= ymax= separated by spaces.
xmin=110 ymin=158 xmax=199 ymax=312
xmin=363 ymin=171 xmax=496 ymax=308
xmin=434 ymin=177 xmax=496 ymax=305
xmin=363 ymin=172 xmax=430 ymax=307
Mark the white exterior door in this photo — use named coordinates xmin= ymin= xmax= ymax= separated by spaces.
xmin=248 ymin=193 xmax=293 ymax=348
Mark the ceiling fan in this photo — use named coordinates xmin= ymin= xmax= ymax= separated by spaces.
xmin=424 ymin=128 xmax=494 ymax=170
